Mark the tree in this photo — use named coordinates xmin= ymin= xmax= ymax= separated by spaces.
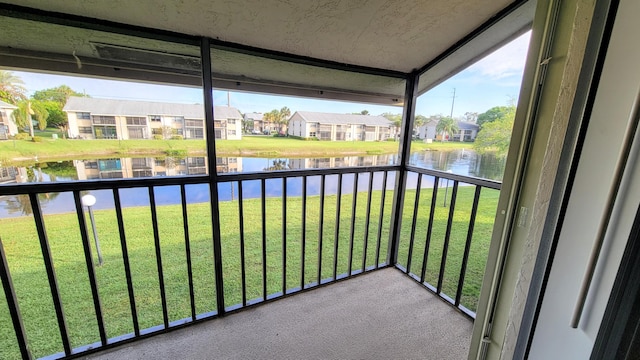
xmin=41 ymin=101 xmax=68 ymax=135
xmin=263 ymin=110 xmax=278 ymax=133
xmin=240 ymin=113 xmax=253 ymax=134
xmin=477 ymin=106 xmax=512 ymax=127
xmin=360 ymin=110 xmax=369 ymax=115
xmin=278 ymin=106 xmax=291 ymax=132
xmin=463 ymin=112 xmax=478 ymax=124
xmin=414 ymin=114 xmax=428 ymax=134
xmin=425 ymin=114 xmax=444 ymax=128
xmin=382 ymin=113 xmax=402 ymax=128
xmin=12 ymin=100 xmax=49 ymax=136
xmin=25 ymin=85 xmax=88 ymax=137
xmin=435 ymin=116 xmax=458 ymax=142
xmin=0 ymin=70 xmax=27 ymax=104
xmin=263 ymin=107 xmax=292 ymax=133
xmin=5 ymin=194 xmax=33 ymax=215
xmin=161 ymin=125 xmax=177 ymax=139
xmin=473 ymin=105 xmax=516 ymax=158
xmin=264 ymin=159 xmax=290 ymax=171
xmin=32 ymin=101 xmax=50 ymax=131
xmin=32 ymin=85 xmax=87 ymax=105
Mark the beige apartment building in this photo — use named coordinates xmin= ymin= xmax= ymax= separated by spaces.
xmin=0 ymin=100 xmax=18 ymax=140
xmin=64 ymin=97 xmax=243 ymax=140
xmin=287 ymin=111 xmax=396 ymax=141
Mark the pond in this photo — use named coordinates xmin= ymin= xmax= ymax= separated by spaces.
xmin=0 ymin=150 xmax=505 ymax=217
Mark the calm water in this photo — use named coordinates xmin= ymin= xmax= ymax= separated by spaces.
xmin=0 ymin=150 xmax=505 ymax=217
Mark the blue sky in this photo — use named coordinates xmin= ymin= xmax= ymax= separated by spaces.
xmin=416 ymin=32 xmax=530 ymax=117
xmin=12 ymin=32 xmax=530 ymax=119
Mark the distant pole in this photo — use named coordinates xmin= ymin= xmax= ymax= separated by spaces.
xmin=227 ymin=91 xmax=231 ymax=107
xmin=443 ymin=179 xmax=449 ymax=207
xmin=443 ymin=170 xmax=453 ymax=207
xmin=449 ymin=88 xmax=456 ymax=118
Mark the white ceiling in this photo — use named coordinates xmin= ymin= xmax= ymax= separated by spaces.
xmin=3 ymin=0 xmax=516 ymax=73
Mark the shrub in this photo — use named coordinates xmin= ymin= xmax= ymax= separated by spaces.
xmin=171 ymin=135 xmax=184 ymax=140
xmin=14 ymin=133 xmax=29 ymax=140
xmin=152 ymin=135 xmax=164 ymax=140
xmin=165 ymin=149 xmax=187 ymax=157
xmin=31 ymin=136 xmax=43 ymax=142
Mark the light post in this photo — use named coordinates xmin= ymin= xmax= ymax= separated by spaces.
xmin=81 ymin=194 xmax=103 ymax=266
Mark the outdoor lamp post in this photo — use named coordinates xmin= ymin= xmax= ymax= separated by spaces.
xmin=81 ymin=194 xmax=104 ymax=266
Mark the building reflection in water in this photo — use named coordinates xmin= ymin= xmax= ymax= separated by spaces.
xmin=0 ymin=150 xmax=504 ymax=184
xmin=0 ymin=166 xmax=27 ymax=184
xmin=73 ymin=156 xmax=242 ymax=180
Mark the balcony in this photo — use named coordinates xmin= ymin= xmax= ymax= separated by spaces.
xmin=0 ymin=166 xmax=499 ymax=359
xmin=85 ymin=268 xmax=473 ymax=360
xmin=0 ymin=3 xmax=514 ymax=357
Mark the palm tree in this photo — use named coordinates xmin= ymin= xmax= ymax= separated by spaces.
xmin=382 ymin=112 xmax=401 ymax=126
xmin=0 ymin=70 xmax=27 ymax=104
xmin=263 ymin=110 xmax=278 ymax=133
xmin=5 ymin=194 xmax=33 ymax=215
xmin=264 ymin=159 xmax=290 ymax=171
xmin=278 ymin=106 xmax=291 ymax=133
xmin=414 ymin=114 xmax=428 ymax=136
xmin=435 ymin=116 xmax=459 ymax=142
xmin=414 ymin=115 xmax=427 ymax=128
xmin=12 ymin=100 xmax=49 ymax=137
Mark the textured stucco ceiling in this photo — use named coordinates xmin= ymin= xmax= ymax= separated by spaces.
xmin=2 ymin=0 xmax=514 ymax=73
xmin=0 ymin=14 xmax=408 ymax=104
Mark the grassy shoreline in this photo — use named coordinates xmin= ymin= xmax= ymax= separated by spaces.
xmin=0 ymin=135 xmax=470 ymax=165
xmin=0 ymin=187 xmax=498 ymax=358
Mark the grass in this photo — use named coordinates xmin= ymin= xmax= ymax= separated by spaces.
xmin=0 ymin=184 xmax=498 ymax=359
xmin=33 ymin=129 xmax=64 ymax=139
xmin=396 ymin=185 xmax=499 ymax=310
xmin=0 ymin=132 xmax=469 ymax=164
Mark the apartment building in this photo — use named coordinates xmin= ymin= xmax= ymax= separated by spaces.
xmin=418 ymin=120 xmax=479 ymax=142
xmin=287 ymin=111 xmax=395 ymax=141
xmin=64 ymin=97 xmax=243 ymax=140
xmin=0 ymin=100 xmax=18 ymax=140
xmin=243 ymin=112 xmax=274 ymax=133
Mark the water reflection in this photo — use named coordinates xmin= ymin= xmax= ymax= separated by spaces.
xmin=1 ymin=151 xmax=504 ymax=184
xmin=0 ymin=165 xmax=63 ymax=215
xmin=408 ymin=149 xmax=506 ymax=181
xmin=0 ymin=150 xmax=505 ymax=217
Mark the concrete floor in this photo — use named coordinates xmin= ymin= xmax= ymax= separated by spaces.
xmin=84 ymin=268 xmax=473 ymax=360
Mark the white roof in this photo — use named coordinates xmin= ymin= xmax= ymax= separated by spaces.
xmin=0 ymin=100 xmax=18 ymax=109
xmin=244 ymin=112 xmax=264 ymax=121
xmin=64 ymin=96 xmax=242 ymax=120
xmin=457 ymin=121 xmax=479 ymax=130
xmin=295 ymin=111 xmax=392 ymax=127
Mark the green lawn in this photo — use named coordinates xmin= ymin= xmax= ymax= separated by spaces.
xmin=33 ymin=129 xmax=64 ymax=139
xmin=0 ymin=133 xmax=469 ymax=164
xmin=0 ymin=185 xmax=498 ymax=359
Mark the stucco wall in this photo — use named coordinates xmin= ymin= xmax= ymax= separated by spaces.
xmin=469 ymin=0 xmax=600 ymax=358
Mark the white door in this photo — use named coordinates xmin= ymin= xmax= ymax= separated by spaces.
xmin=529 ymin=0 xmax=640 ymax=358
